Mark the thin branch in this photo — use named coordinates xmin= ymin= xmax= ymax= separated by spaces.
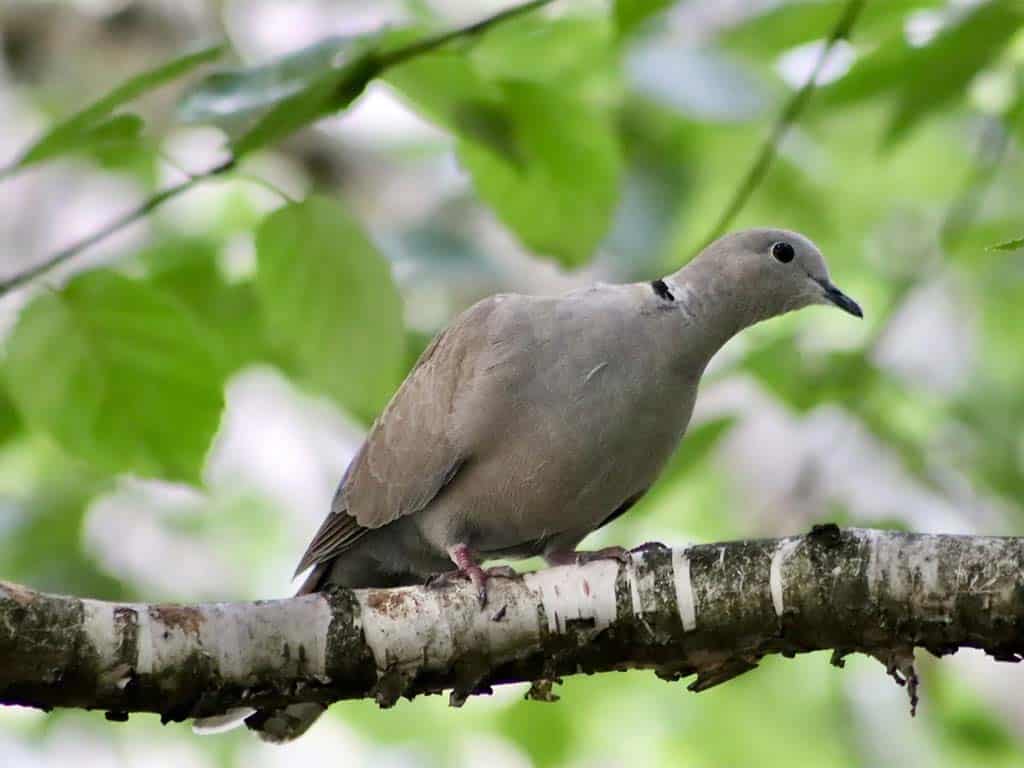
xmin=379 ymin=0 xmax=553 ymax=69
xmin=697 ymin=0 xmax=868 ymax=252
xmin=2 ymin=527 xmax=1023 ymax=726
xmin=0 ymin=159 xmax=235 ymax=296
xmin=0 ymin=0 xmax=552 ymax=295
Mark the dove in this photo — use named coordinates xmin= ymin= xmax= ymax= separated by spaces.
xmin=203 ymin=227 xmax=862 ymax=742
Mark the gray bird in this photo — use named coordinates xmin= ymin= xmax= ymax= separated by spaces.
xmin=231 ymin=228 xmax=861 ymax=741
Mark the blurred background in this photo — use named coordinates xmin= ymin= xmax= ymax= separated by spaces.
xmin=2 ymin=0 xmax=1024 ymax=765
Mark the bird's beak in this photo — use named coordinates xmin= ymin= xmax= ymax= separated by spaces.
xmin=816 ymin=278 xmax=863 ymax=318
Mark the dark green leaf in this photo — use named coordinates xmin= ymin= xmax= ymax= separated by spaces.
xmin=16 ymin=43 xmax=223 ymax=169
xmin=179 ymin=37 xmax=357 ymax=137
xmin=231 ymin=48 xmax=383 ymax=156
xmin=254 ymin=197 xmax=405 ymax=422
xmin=3 ymin=272 xmax=229 ymax=483
xmin=613 ymin=0 xmax=677 ymax=37
xmin=0 ymin=383 xmax=23 ymax=447
xmin=989 ymin=236 xmax=1024 ymax=251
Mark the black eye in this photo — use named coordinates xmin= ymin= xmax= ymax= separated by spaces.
xmin=771 ymin=241 xmax=794 ymax=263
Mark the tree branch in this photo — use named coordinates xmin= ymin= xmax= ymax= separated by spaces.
xmin=2 ymin=527 xmax=1023 ymax=726
xmin=697 ymin=0 xmax=868 ymax=252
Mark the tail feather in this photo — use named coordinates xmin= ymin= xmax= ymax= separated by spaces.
xmin=247 ymin=703 xmax=328 ymax=744
xmin=192 ymin=708 xmax=255 ymax=735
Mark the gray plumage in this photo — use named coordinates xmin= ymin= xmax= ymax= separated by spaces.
xmin=223 ymin=227 xmax=861 ymax=742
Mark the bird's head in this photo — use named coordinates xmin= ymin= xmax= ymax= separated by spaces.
xmin=686 ymin=228 xmax=862 ymax=325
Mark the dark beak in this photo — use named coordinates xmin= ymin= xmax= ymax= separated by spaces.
xmin=818 ymin=279 xmax=863 ymax=318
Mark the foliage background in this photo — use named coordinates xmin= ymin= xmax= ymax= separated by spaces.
xmin=2 ymin=0 xmax=1024 ymax=765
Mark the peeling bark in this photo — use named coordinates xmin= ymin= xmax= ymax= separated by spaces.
xmin=1 ymin=527 xmax=1023 ymax=725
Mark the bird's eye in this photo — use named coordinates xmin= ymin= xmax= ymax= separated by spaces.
xmin=771 ymin=241 xmax=794 ymax=263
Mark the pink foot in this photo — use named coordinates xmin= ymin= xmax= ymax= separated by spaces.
xmin=440 ymin=545 xmax=516 ymax=607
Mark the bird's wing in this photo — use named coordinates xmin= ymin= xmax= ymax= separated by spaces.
xmin=293 ymin=297 xmax=502 ymax=576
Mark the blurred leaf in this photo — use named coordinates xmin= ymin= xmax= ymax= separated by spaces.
xmin=3 ymin=272 xmax=229 ymax=483
xmin=233 ymin=47 xmax=383 ymax=156
xmin=614 ymin=0 xmax=677 ymax=37
xmin=0 ymin=385 xmax=23 ymax=447
xmin=390 ymin=55 xmax=622 ymax=266
xmin=0 ymin=455 xmax=124 ymax=599
xmin=459 ymin=82 xmax=621 ymax=266
xmin=661 ymin=418 xmax=735 ymax=485
xmin=254 ymin=197 xmax=405 ymax=422
xmin=14 ymin=44 xmax=223 ymax=169
xmin=140 ymin=238 xmax=270 ymax=371
xmin=470 ymin=15 xmax=615 ymax=92
xmin=821 ymin=1 xmax=1024 ymax=144
xmin=180 ymin=37 xmax=364 ymax=138
xmin=720 ymin=0 xmax=941 ymax=59
xmin=386 ymin=52 xmax=521 ymax=163
xmin=989 ymin=236 xmax=1024 ymax=251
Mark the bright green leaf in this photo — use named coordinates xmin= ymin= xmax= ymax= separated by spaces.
xmin=458 ymin=81 xmax=622 ymax=267
xmin=3 ymin=272 xmax=229 ymax=483
xmin=613 ymin=0 xmax=677 ymax=37
xmin=140 ymin=238 xmax=270 ymax=371
xmin=254 ymin=197 xmax=405 ymax=422
xmin=989 ymin=236 xmax=1024 ymax=251
xmin=15 ymin=43 xmax=223 ymax=170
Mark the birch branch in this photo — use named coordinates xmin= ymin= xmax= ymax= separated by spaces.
xmin=2 ymin=527 xmax=1023 ymax=727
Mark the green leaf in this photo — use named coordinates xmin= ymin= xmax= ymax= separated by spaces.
xmin=720 ymin=0 xmax=941 ymax=59
xmin=140 ymin=238 xmax=270 ymax=371
xmin=231 ymin=46 xmax=383 ymax=157
xmin=254 ymin=197 xmax=405 ymax=422
xmin=989 ymin=236 xmax=1024 ymax=252
xmin=458 ymin=81 xmax=622 ymax=266
xmin=179 ymin=37 xmax=359 ymax=137
xmin=820 ymin=1 xmax=1024 ymax=144
xmin=613 ymin=0 xmax=677 ymax=37
xmin=15 ymin=43 xmax=223 ymax=169
xmin=388 ymin=53 xmax=622 ymax=266
xmin=0 ymin=383 xmax=23 ymax=447
xmin=385 ymin=52 xmax=520 ymax=162
xmin=3 ymin=272 xmax=229 ymax=483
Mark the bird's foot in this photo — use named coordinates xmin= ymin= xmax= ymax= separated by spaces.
xmin=545 ymin=546 xmax=630 ymax=567
xmin=433 ymin=545 xmax=517 ymax=608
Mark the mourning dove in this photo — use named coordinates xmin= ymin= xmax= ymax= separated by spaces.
xmin=207 ymin=227 xmax=862 ymax=741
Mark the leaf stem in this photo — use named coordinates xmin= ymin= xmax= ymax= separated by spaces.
xmin=696 ymin=0 xmax=868 ymax=253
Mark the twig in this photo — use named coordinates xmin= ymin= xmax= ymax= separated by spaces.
xmin=0 ymin=0 xmax=552 ymax=295
xmin=697 ymin=0 xmax=868 ymax=252
xmin=0 ymin=159 xmax=235 ymax=296
xmin=379 ymin=0 xmax=553 ymax=68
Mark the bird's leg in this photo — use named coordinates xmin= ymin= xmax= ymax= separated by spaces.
xmin=437 ymin=544 xmax=517 ymax=607
xmin=544 ymin=546 xmax=630 ymax=567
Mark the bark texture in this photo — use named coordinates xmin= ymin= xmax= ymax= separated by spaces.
xmin=1 ymin=527 xmax=1023 ymax=725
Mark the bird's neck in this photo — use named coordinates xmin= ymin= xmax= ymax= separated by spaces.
xmin=660 ymin=259 xmax=764 ymax=369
